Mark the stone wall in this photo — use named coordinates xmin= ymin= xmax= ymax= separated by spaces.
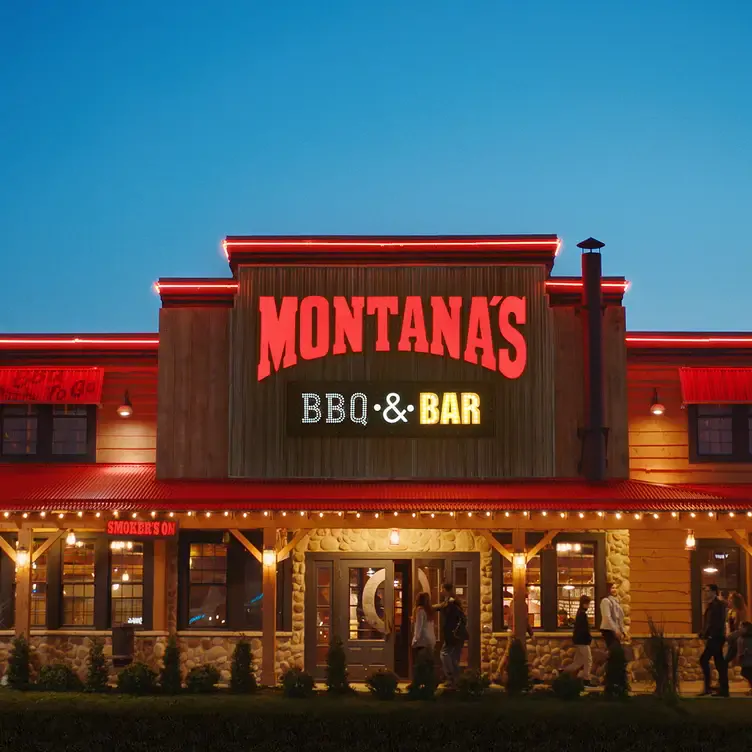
xmin=606 ymin=530 xmax=631 ymax=628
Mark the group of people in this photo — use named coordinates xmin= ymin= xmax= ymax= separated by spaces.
xmin=411 ymin=584 xmax=468 ymax=687
xmin=412 ymin=580 xmax=752 ymax=695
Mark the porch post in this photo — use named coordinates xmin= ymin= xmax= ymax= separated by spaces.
xmin=15 ymin=527 xmax=33 ymax=638
xmin=152 ymin=539 xmax=167 ymax=632
xmin=261 ymin=526 xmax=277 ymax=687
xmin=511 ymin=528 xmax=527 ymax=643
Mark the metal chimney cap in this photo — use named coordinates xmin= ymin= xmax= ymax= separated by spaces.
xmin=577 ymin=237 xmax=605 ymax=252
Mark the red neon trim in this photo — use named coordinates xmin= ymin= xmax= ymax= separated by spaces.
xmin=627 ymin=335 xmax=752 ymax=346
xmin=546 ymin=281 xmax=630 ymax=291
xmin=224 ymin=239 xmax=560 ymax=249
xmin=154 ymin=282 xmax=239 ymax=292
xmin=0 ymin=337 xmax=159 ymax=347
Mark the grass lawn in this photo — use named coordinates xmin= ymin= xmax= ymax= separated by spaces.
xmin=0 ymin=690 xmax=751 ymax=751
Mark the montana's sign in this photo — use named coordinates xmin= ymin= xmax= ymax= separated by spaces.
xmin=257 ymin=295 xmax=527 ymax=381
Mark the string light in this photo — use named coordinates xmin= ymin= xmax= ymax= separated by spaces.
xmin=78 ymin=511 xmax=83 ymax=518
xmin=690 ymin=513 xmax=696 ymax=519
xmin=224 ymin=511 xmax=229 ymax=517
xmin=634 ymin=513 xmax=641 ymax=520
xmin=708 ymin=512 xmax=714 ymax=518
xmin=282 ymin=511 xmax=287 ymax=517
xmin=578 ymin=513 xmax=585 ymax=519
xmin=615 ymin=513 xmax=622 ymax=520
xmin=653 ymin=513 xmax=659 ymax=519
xmin=486 ymin=511 xmax=491 ymax=517
xmin=393 ymin=511 xmax=398 ymax=517
xmin=430 ymin=513 xmax=435 ymax=518
xmin=671 ymin=512 xmax=678 ymax=518
xmin=151 ymin=511 xmax=156 ymax=518
xmin=412 ymin=512 xmax=416 ymax=518
xmin=206 ymin=512 xmax=211 ymax=518
xmin=95 ymin=512 xmax=100 ymax=518
xmin=729 ymin=512 xmax=735 ymax=518
xmin=300 ymin=511 xmax=306 ymax=517
xmin=40 ymin=512 xmax=46 ymax=518
xmin=597 ymin=512 xmax=604 ymax=518
xmin=468 ymin=512 xmax=473 ymax=518
xmin=541 ymin=511 xmax=548 ymax=517
xmin=559 ymin=512 xmax=566 ymax=519
xmin=450 ymin=512 xmax=455 ymax=518
xmin=187 ymin=511 xmax=193 ymax=517
xmin=338 ymin=512 xmax=343 ymax=517
xmin=22 ymin=513 xmax=28 ymax=519
xmin=356 ymin=512 xmax=361 ymax=518
xmin=319 ymin=512 xmax=324 ymax=518
xmin=504 ymin=512 xmax=510 ymax=518
xmin=2 ymin=512 xmax=8 ymax=519
xmin=374 ymin=513 xmax=379 ymax=519
xmin=113 ymin=510 xmax=119 ymax=517
xmin=59 ymin=513 xmax=65 ymax=519
xmin=748 ymin=512 xmax=752 ymax=518
xmin=243 ymin=512 xmax=248 ymax=518
xmin=168 ymin=512 xmax=174 ymax=518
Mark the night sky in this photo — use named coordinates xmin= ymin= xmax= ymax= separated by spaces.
xmin=1 ymin=1 xmax=750 ymax=333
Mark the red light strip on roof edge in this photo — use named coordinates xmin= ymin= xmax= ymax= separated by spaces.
xmin=627 ymin=335 xmax=752 ymax=346
xmin=546 ymin=280 xmax=630 ymax=292
xmin=223 ymin=238 xmax=560 ymax=249
xmin=0 ymin=337 xmax=159 ymax=348
xmin=154 ymin=282 xmax=239 ymax=293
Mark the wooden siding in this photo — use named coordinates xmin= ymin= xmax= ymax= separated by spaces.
xmin=630 ymin=528 xmax=692 ymax=634
xmin=229 ymin=265 xmax=556 ymax=479
xmin=628 ymin=364 xmax=752 ymax=483
xmin=553 ymin=305 xmax=628 ymax=478
xmin=96 ymin=368 xmax=157 ymax=463
xmin=156 ymin=308 xmax=230 ymax=478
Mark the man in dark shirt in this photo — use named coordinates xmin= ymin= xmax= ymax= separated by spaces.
xmin=564 ymin=594 xmax=593 ymax=685
xmin=434 ymin=583 xmax=467 ymax=688
xmin=699 ymin=584 xmax=729 ymax=697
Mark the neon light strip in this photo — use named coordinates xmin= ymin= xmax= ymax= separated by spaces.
xmin=626 ymin=336 xmax=752 ymax=345
xmin=223 ymin=238 xmax=560 ymax=249
xmin=546 ymin=281 xmax=630 ymax=291
xmin=155 ymin=283 xmax=239 ymax=292
xmin=0 ymin=337 xmax=159 ymax=347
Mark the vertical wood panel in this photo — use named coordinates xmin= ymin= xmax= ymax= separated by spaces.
xmin=604 ymin=307 xmax=628 ymax=478
xmin=230 ymin=266 xmax=555 ymax=479
xmin=156 ymin=308 xmax=230 ymax=478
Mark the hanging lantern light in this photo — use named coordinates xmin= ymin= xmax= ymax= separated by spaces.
xmin=65 ymin=530 xmax=76 ymax=546
xmin=685 ymin=530 xmax=696 ymax=550
xmin=649 ymin=388 xmax=665 ymax=416
xmin=117 ymin=391 xmax=134 ymax=418
xmin=389 ymin=529 xmax=400 ymax=546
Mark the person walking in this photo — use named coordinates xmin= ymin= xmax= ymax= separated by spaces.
xmin=411 ymin=591 xmax=436 ymax=665
xmin=736 ymin=621 xmax=752 ymax=694
xmin=699 ymin=584 xmax=729 ymax=697
xmin=725 ymin=592 xmax=747 ymax=665
xmin=564 ymin=594 xmax=594 ymax=685
xmin=599 ymin=582 xmax=625 ymax=650
xmin=434 ymin=583 xmax=468 ymax=688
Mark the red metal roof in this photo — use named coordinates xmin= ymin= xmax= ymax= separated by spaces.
xmin=0 ymin=464 xmax=743 ymax=512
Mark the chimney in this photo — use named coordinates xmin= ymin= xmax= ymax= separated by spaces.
xmin=578 ymin=237 xmax=607 ymax=481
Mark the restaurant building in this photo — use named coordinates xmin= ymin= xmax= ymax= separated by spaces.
xmin=1 ymin=234 xmax=752 ymax=686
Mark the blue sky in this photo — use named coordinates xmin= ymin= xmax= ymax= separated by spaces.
xmin=1 ymin=0 xmax=750 ymax=333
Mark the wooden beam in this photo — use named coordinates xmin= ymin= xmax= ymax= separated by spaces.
xmin=15 ymin=528 xmax=32 ymax=638
xmin=727 ymin=529 xmax=752 ymax=559
xmin=480 ymin=530 xmax=513 ymax=562
xmin=512 ymin=528 xmax=527 ymax=643
xmin=277 ymin=530 xmax=308 ymax=562
xmin=32 ymin=531 xmax=64 ymax=563
xmin=152 ymin=539 xmax=167 ymax=632
xmin=229 ymin=529 xmax=263 ymax=563
xmin=261 ymin=526 xmax=277 ymax=687
xmin=0 ymin=536 xmax=16 ymax=563
xmin=526 ymin=530 xmax=561 ymax=563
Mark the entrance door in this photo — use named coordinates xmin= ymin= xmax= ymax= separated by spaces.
xmin=336 ymin=559 xmax=395 ymax=680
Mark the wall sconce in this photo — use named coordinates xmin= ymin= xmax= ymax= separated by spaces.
xmin=513 ymin=552 xmax=527 ymax=571
xmin=262 ymin=549 xmax=276 ymax=568
xmin=685 ymin=530 xmax=696 ymax=551
xmin=65 ymin=530 xmax=76 ymax=546
xmin=15 ymin=546 xmax=30 ymax=569
xmin=117 ymin=390 xmax=134 ymax=418
xmin=389 ymin=529 xmax=400 ymax=546
xmin=649 ymin=388 xmax=665 ymax=416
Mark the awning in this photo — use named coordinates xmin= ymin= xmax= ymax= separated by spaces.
xmin=0 ymin=367 xmax=104 ymax=404
xmin=679 ymin=367 xmax=752 ymax=404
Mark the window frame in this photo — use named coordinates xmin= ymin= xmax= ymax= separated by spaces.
xmin=688 ymin=404 xmax=752 ymax=464
xmin=690 ymin=539 xmax=747 ymax=633
xmin=0 ymin=404 xmax=97 ymax=463
xmin=0 ymin=534 xmax=16 ymax=629
xmin=492 ymin=532 xmax=606 ymax=633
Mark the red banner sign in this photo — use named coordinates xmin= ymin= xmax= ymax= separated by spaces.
xmin=0 ymin=368 xmax=104 ymax=404
xmin=257 ymin=295 xmax=527 ymax=381
xmin=106 ymin=519 xmax=179 ymax=539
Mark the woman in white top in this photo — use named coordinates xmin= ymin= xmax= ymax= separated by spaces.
xmin=599 ymin=582 xmax=625 ymax=649
xmin=412 ymin=591 xmax=436 ymax=663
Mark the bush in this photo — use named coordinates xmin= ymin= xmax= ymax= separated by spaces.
xmin=159 ymin=634 xmax=182 ymax=695
xmin=644 ymin=618 xmax=680 ymax=703
xmin=604 ymin=643 xmax=630 ymax=699
xmin=505 ymin=639 xmax=530 ymax=696
xmin=365 ymin=670 xmax=399 ymax=700
xmin=186 ymin=665 xmax=220 ymax=694
xmin=117 ymin=662 xmax=157 ymax=695
xmin=6 ymin=635 xmax=30 ymax=690
xmin=456 ymin=669 xmax=491 ymax=700
xmin=85 ymin=639 xmax=109 ymax=693
xmin=230 ymin=639 xmax=257 ymax=694
xmin=551 ymin=672 xmax=583 ymax=701
xmin=326 ymin=636 xmax=351 ymax=694
xmin=408 ymin=650 xmax=437 ymax=700
xmin=280 ymin=668 xmax=315 ymax=699
xmin=37 ymin=663 xmax=84 ymax=692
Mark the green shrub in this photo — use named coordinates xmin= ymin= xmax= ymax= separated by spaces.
xmin=186 ymin=665 xmax=220 ymax=694
xmin=365 ymin=670 xmax=399 ymax=700
xmin=117 ymin=662 xmax=157 ymax=695
xmin=644 ymin=618 xmax=680 ymax=703
xmin=408 ymin=650 xmax=437 ymax=700
xmin=159 ymin=634 xmax=182 ymax=695
xmin=505 ymin=639 xmax=530 ymax=696
xmin=280 ymin=668 xmax=315 ymax=699
xmin=230 ymin=638 xmax=257 ymax=694
xmin=456 ymin=669 xmax=491 ymax=700
xmin=551 ymin=672 xmax=583 ymax=701
xmin=6 ymin=635 xmax=30 ymax=690
xmin=37 ymin=663 xmax=84 ymax=692
xmin=326 ymin=636 xmax=351 ymax=694
xmin=604 ymin=644 xmax=630 ymax=699
xmin=85 ymin=639 xmax=109 ymax=693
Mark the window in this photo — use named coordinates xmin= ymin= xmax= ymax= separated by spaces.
xmin=188 ymin=542 xmax=227 ymax=627
xmin=0 ymin=405 xmax=95 ymax=462
xmin=0 ymin=535 xmax=15 ymax=629
xmin=689 ymin=404 xmax=752 ymax=463
xmin=691 ymin=540 xmax=745 ymax=632
xmin=556 ymin=542 xmax=596 ymax=628
xmin=493 ymin=533 xmax=605 ymax=632
xmin=31 ymin=538 xmax=48 ymax=627
xmin=62 ymin=539 xmax=96 ymax=626
xmin=110 ymin=541 xmax=144 ymax=626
